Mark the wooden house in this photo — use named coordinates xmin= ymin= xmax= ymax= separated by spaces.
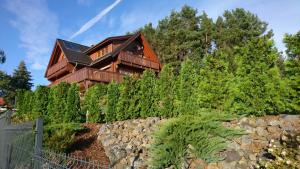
xmin=45 ymin=32 xmax=161 ymax=90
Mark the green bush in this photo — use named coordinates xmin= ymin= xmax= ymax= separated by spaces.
xmin=106 ymin=81 xmax=120 ymax=122
xmin=32 ymin=85 xmax=49 ymax=119
xmin=44 ymin=123 xmax=85 ymax=152
xmin=149 ymin=112 xmax=243 ymax=168
xmin=65 ymin=84 xmax=82 ymax=123
xmin=82 ymin=84 xmax=107 ymax=122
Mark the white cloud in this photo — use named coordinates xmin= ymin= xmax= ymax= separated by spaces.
xmin=5 ymin=0 xmax=58 ymax=70
xmin=70 ymin=0 xmax=122 ymax=40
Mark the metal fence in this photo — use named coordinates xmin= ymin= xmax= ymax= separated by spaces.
xmin=0 ymin=111 xmax=110 ymax=169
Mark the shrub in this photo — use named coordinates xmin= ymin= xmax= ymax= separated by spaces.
xmin=106 ymin=81 xmax=119 ymax=122
xmin=65 ymin=84 xmax=82 ymax=123
xmin=149 ymin=112 xmax=243 ymax=168
xmin=82 ymin=84 xmax=107 ymax=122
xmin=32 ymin=85 xmax=49 ymax=119
xmin=43 ymin=123 xmax=85 ymax=152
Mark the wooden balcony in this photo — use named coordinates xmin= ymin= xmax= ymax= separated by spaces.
xmin=118 ymin=51 xmax=160 ymax=71
xmin=51 ymin=67 xmax=124 ymax=86
xmin=46 ymin=59 xmax=70 ymax=79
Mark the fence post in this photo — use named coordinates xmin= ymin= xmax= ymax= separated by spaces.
xmin=34 ymin=118 xmax=43 ymax=169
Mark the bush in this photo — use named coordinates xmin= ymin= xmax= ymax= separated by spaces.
xmin=106 ymin=81 xmax=120 ymax=122
xmin=65 ymin=84 xmax=82 ymax=123
xmin=82 ymin=84 xmax=107 ymax=122
xmin=43 ymin=123 xmax=85 ymax=152
xmin=149 ymin=112 xmax=244 ymax=168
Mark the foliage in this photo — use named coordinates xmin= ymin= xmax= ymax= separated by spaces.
xmin=12 ymin=61 xmax=33 ymax=90
xmin=283 ymin=31 xmax=300 ymax=114
xmin=47 ymin=82 xmax=70 ymax=123
xmin=32 ymin=86 xmax=49 ymax=119
xmin=82 ymin=84 xmax=107 ymax=122
xmin=106 ymin=81 xmax=119 ymax=122
xmin=116 ymin=75 xmax=140 ymax=120
xmin=149 ymin=112 xmax=243 ymax=168
xmin=231 ymin=37 xmax=285 ymax=116
xmin=44 ymin=123 xmax=85 ymax=152
xmin=256 ymin=131 xmax=300 ymax=169
xmin=65 ymin=84 xmax=82 ymax=123
xmin=196 ymin=52 xmax=233 ymax=111
xmin=157 ymin=65 xmax=177 ymax=117
xmin=139 ymin=70 xmax=158 ymax=118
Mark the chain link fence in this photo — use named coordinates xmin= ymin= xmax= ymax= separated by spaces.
xmin=0 ymin=111 xmax=110 ymax=169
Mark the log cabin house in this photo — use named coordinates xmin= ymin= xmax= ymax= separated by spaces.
xmin=45 ymin=32 xmax=161 ymax=90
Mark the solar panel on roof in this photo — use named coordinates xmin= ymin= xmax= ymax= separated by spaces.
xmin=64 ymin=41 xmax=82 ymax=52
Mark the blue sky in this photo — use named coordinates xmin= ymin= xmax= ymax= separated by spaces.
xmin=0 ymin=0 xmax=300 ymax=88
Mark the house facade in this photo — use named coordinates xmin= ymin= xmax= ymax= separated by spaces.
xmin=45 ymin=32 xmax=161 ymax=90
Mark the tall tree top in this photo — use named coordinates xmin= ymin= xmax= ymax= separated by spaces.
xmin=284 ymin=30 xmax=300 ymax=59
xmin=13 ymin=61 xmax=33 ymax=90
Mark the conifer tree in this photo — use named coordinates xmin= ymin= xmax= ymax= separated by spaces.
xmin=157 ymin=64 xmax=176 ymax=117
xmin=177 ymin=59 xmax=199 ymax=115
xmin=12 ymin=61 xmax=33 ymax=90
xmin=32 ymin=85 xmax=49 ymax=119
xmin=139 ymin=70 xmax=158 ymax=118
xmin=196 ymin=52 xmax=233 ymax=111
xmin=106 ymin=81 xmax=119 ymax=122
xmin=283 ymin=31 xmax=300 ymax=113
xmin=47 ymin=82 xmax=70 ymax=123
xmin=231 ymin=37 xmax=285 ymax=115
xmin=116 ymin=75 xmax=140 ymax=120
xmin=83 ymin=84 xmax=107 ymax=122
xmin=65 ymin=84 xmax=81 ymax=122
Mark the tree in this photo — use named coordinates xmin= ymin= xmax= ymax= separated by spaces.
xmin=139 ymin=70 xmax=158 ymax=118
xmin=231 ymin=37 xmax=285 ymax=115
xmin=65 ymin=84 xmax=81 ymax=123
xmin=0 ymin=49 xmax=6 ymax=64
xmin=47 ymin=82 xmax=70 ymax=123
xmin=283 ymin=31 xmax=300 ymax=113
xmin=12 ymin=61 xmax=33 ymax=90
xmin=106 ymin=81 xmax=119 ymax=122
xmin=0 ymin=71 xmax=14 ymax=105
xmin=157 ymin=64 xmax=177 ymax=117
xmin=83 ymin=84 xmax=107 ymax=122
xmin=116 ymin=75 xmax=140 ymax=120
xmin=32 ymin=86 xmax=49 ymax=119
xmin=177 ymin=59 xmax=199 ymax=115
xmin=196 ymin=52 xmax=233 ymax=111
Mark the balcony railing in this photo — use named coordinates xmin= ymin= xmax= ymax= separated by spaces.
xmin=46 ymin=59 xmax=69 ymax=78
xmin=118 ymin=51 xmax=160 ymax=71
xmin=51 ymin=67 xmax=124 ymax=86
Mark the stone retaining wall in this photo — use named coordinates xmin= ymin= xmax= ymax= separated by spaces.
xmin=97 ymin=115 xmax=300 ymax=169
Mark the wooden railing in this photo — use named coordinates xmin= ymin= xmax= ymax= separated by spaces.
xmin=119 ymin=51 xmax=160 ymax=71
xmin=46 ymin=59 xmax=68 ymax=77
xmin=51 ymin=67 xmax=124 ymax=86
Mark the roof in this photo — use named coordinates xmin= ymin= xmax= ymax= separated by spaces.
xmin=52 ymin=32 xmax=143 ymax=66
xmin=57 ymin=39 xmax=92 ymax=65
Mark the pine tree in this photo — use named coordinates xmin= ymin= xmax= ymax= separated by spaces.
xmin=231 ymin=37 xmax=285 ymax=115
xmin=139 ymin=70 xmax=158 ymax=118
xmin=157 ymin=64 xmax=176 ymax=117
xmin=65 ymin=84 xmax=81 ymax=123
xmin=283 ymin=31 xmax=300 ymax=113
xmin=32 ymin=85 xmax=49 ymax=119
xmin=12 ymin=61 xmax=33 ymax=90
xmin=106 ymin=81 xmax=119 ymax=122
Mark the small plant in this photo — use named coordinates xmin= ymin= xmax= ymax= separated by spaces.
xmin=149 ymin=112 xmax=244 ymax=168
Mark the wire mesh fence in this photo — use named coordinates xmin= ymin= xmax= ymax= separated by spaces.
xmin=0 ymin=111 xmax=110 ymax=169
